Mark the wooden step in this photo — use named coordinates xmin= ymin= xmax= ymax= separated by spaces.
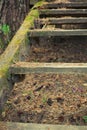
xmin=0 ymin=122 xmax=87 ymax=130
xmin=10 ymin=62 xmax=87 ymax=74
xmin=35 ymin=17 xmax=87 ymax=25
xmin=29 ymin=29 xmax=87 ymax=37
xmin=40 ymin=9 xmax=87 ymax=16
xmin=43 ymin=2 xmax=87 ymax=9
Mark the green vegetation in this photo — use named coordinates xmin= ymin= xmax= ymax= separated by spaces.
xmin=32 ymin=0 xmax=45 ymax=9
xmin=1 ymin=24 xmax=10 ymax=35
xmin=0 ymin=24 xmax=11 ymax=50
xmin=42 ymin=96 xmax=47 ymax=104
xmin=83 ymin=116 xmax=87 ymax=123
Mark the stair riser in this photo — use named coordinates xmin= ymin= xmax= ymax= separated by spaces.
xmin=43 ymin=2 xmax=87 ymax=9
xmin=10 ymin=62 xmax=87 ymax=74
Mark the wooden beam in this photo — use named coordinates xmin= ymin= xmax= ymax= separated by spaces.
xmin=36 ymin=17 xmax=87 ymax=25
xmin=40 ymin=9 xmax=87 ymax=16
xmin=29 ymin=29 xmax=87 ymax=37
xmin=0 ymin=121 xmax=87 ymax=130
xmin=10 ymin=62 xmax=87 ymax=74
xmin=43 ymin=2 xmax=87 ymax=9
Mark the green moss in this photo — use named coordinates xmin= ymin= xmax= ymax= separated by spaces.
xmin=25 ymin=34 xmax=30 ymax=45
xmin=27 ymin=10 xmax=39 ymax=20
xmin=32 ymin=0 xmax=45 ymax=9
xmin=0 ymin=64 xmax=9 ymax=76
xmin=25 ymin=10 xmax=39 ymax=28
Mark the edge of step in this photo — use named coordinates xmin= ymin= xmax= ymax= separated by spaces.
xmin=29 ymin=29 xmax=87 ymax=37
xmin=9 ymin=62 xmax=87 ymax=74
xmin=0 ymin=122 xmax=87 ymax=130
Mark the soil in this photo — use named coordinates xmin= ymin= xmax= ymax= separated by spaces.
xmin=27 ymin=36 xmax=87 ymax=63
xmin=1 ymin=73 xmax=87 ymax=125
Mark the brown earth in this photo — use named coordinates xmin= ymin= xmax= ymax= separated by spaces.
xmin=27 ymin=36 xmax=87 ymax=63
xmin=1 ymin=73 xmax=87 ymax=125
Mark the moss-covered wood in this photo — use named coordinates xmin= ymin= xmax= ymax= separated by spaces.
xmin=0 ymin=0 xmax=45 ymax=110
xmin=0 ymin=122 xmax=87 ymax=130
xmin=0 ymin=0 xmax=45 ymax=78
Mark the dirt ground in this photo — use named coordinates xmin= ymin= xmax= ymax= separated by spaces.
xmin=1 ymin=73 xmax=87 ymax=125
xmin=27 ymin=36 xmax=87 ymax=63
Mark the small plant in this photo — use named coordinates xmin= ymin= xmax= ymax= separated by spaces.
xmin=0 ymin=24 xmax=11 ymax=48
xmin=42 ymin=96 xmax=47 ymax=104
xmin=83 ymin=116 xmax=87 ymax=123
xmin=1 ymin=24 xmax=10 ymax=35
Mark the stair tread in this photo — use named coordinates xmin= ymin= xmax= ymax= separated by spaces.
xmin=10 ymin=62 xmax=87 ymax=74
xmin=43 ymin=2 xmax=87 ymax=8
xmin=40 ymin=9 xmax=87 ymax=15
xmin=0 ymin=122 xmax=87 ymax=130
xmin=35 ymin=17 xmax=87 ymax=24
xmin=29 ymin=29 xmax=87 ymax=36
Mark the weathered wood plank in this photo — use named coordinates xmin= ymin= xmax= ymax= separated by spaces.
xmin=0 ymin=122 xmax=87 ymax=130
xmin=10 ymin=62 xmax=87 ymax=74
xmin=40 ymin=9 xmax=87 ymax=16
xmin=29 ymin=29 xmax=87 ymax=37
xmin=35 ymin=17 xmax=87 ymax=25
xmin=43 ymin=2 xmax=87 ymax=9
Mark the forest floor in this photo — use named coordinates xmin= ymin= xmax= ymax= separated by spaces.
xmin=27 ymin=36 xmax=87 ymax=63
xmin=1 ymin=73 xmax=87 ymax=125
xmin=0 ymin=36 xmax=87 ymax=125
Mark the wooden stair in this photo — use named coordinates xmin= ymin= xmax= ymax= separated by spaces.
xmin=10 ymin=62 xmax=87 ymax=74
xmin=39 ymin=9 xmax=87 ymax=16
xmin=35 ymin=17 xmax=87 ymax=25
xmin=3 ymin=0 xmax=87 ymax=128
xmin=42 ymin=2 xmax=87 ymax=9
xmin=1 ymin=1 xmax=87 ymax=129
xmin=10 ymin=1 xmax=87 ymax=75
xmin=29 ymin=29 xmax=87 ymax=37
xmin=0 ymin=122 xmax=87 ymax=130
xmin=29 ymin=2 xmax=87 ymax=37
